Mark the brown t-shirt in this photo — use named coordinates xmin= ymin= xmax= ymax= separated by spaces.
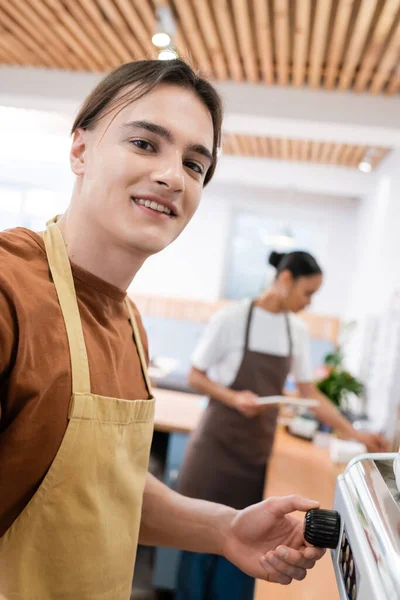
xmin=0 ymin=227 xmax=151 ymax=537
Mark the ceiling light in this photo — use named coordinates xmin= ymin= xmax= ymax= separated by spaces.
xmin=358 ymin=147 xmax=376 ymax=173
xmin=358 ymin=160 xmax=372 ymax=173
xmin=158 ymin=48 xmax=178 ymax=61
xmin=152 ymin=32 xmax=171 ymax=48
xmin=153 ymin=6 xmax=176 ymax=49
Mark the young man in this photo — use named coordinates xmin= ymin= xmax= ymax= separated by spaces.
xmin=0 ymin=60 xmax=325 ymax=599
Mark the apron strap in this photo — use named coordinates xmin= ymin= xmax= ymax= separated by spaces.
xmin=244 ymin=300 xmax=255 ymax=350
xmin=284 ymin=313 xmax=293 ymax=357
xmin=125 ymin=298 xmax=153 ymax=398
xmin=43 ymin=220 xmax=91 ymax=395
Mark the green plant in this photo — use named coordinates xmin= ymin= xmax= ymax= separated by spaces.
xmin=316 ymin=323 xmax=364 ymax=407
xmin=316 ymin=367 xmax=364 ymax=407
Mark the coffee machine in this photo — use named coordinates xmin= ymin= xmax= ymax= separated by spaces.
xmin=305 ymin=452 xmax=400 ymax=599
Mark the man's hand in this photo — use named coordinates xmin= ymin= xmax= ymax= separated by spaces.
xmin=233 ymin=390 xmax=262 ymax=418
xmin=222 ymin=495 xmax=326 ymax=585
xmin=353 ymin=430 xmax=388 ymax=453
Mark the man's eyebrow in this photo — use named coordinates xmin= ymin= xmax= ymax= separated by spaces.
xmin=122 ymin=120 xmax=213 ymax=165
xmin=187 ymin=143 xmax=214 ymax=166
xmin=122 ymin=120 xmax=173 ymax=142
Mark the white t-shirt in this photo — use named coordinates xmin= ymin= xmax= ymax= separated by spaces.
xmin=191 ymin=299 xmax=313 ymax=387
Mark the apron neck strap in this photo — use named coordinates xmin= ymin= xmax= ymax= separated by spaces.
xmin=43 ymin=220 xmax=91 ymax=395
xmin=284 ymin=312 xmax=293 ymax=357
xmin=125 ymin=298 xmax=153 ymax=397
xmin=244 ymin=300 xmax=255 ymax=350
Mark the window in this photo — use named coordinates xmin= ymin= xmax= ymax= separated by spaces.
xmin=224 ymin=210 xmax=321 ymax=300
xmin=0 ymin=185 xmax=69 ymax=232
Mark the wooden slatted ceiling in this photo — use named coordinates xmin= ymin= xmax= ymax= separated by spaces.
xmin=2 ymin=1 xmax=400 ymax=94
xmin=222 ymin=134 xmax=390 ymax=170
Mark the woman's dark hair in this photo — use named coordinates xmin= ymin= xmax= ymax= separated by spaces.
xmin=71 ymin=59 xmax=223 ymax=186
xmin=268 ymin=250 xmax=322 ymax=280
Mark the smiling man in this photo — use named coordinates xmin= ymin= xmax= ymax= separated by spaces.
xmin=0 ymin=60 xmax=325 ymax=600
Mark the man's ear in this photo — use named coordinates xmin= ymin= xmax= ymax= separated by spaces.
xmin=70 ymin=128 xmax=87 ymax=176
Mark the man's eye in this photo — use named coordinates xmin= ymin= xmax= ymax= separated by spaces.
xmin=185 ymin=161 xmax=204 ymax=175
xmin=131 ymin=140 xmax=154 ymax=152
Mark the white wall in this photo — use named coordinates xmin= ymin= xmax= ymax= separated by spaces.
xmin=345 ymin=149 xmax=400 ymax=373
xmin=131 ymin=182 xmax=359 ymax=317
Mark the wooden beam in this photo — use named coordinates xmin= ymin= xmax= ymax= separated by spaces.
xmin=2 ymin=0 xmax=80 ymax=70
xmin=222 ymin=134 xmax=233 ymax=154
xmin=259 ymin=136 xmax=270 ymax=158
xmin=192 ymin=0 xmax=228 ymax=79
xmin=96 ymin=0 xmax=145 ymax=59
xmin=132 ymin=0 xmax=154 ymax=30
xmin=354 ymin=0 xmax=400 ymax=92
xmin=273 ymin=0 xmax=290 ymax=85
xmin=338 ymin=0 xmax=379 ymax=91
xmin=75 ymin=0 xmax=133 ymax=65
xmin=27 ymin=0 xmax=93 ymax=71
xmin=253 ymin=0 xmax=274 ymax=84
xmin=280 ymin=138 xmax=290 ymax=160
xmin=172 ymin=0 xmax=214 ymax=78
xmin=370 ymin=19 xmax=400 ymax=94
xmin=353 ymin=145 xmax=367 ymax=166
xmin=213 ymin=0 xmax=244 ymax=81
xmin=232 ymin=0 xmax=258 ymax=82
xmin=269 ymin=138 xmax=280 ymax=159
xmin=45 ymin=0 xmax=107 ymax=70
xmin=340 ymin=144 xmax=355 ymax=166
xmin=63 ymin=0 xmax=121 ymax=69
xmin=290 ymin=139 xmax=298 ymax=161
xmin=318 ymin=143 xmax=330 ymax=164
xmin=293 ymin=0 xmax=311 ymax=87
xmin=309 ymin=0 xmax=333 ymax=88
xmin=230 ymin=134 xmax=242 ymax=155
xmin=386 ymin=70 xmax=400 ymax=95
xmin=0 ymin=3 xmax=55 ymax=68
xmin=241 ymin=135 xmax=252 ymax=156
xmin=299 ymin=140 xmax=309 ymax=162
xmin=346 ymin=145 xmax=361 ymax=167
xmin=330 ymin=143 xmax=343 ymax=165
xmin=249 ymin=135 xmax=260 ymax=156
xmin=115 ymin=0 xmax=158 ymax=58
xmin=0 ymin=31 xmax=38 ymax=66
xmin=310 ymin=141 xmax=320 ymax=163
xmin=325 ymin=0 xmax=354 ymax=89
xmin=371 ymin=147 xmax=390 ymax=168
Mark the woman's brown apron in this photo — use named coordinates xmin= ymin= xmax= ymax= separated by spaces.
xmin=177 ymin=301 xmax=292 ymax=509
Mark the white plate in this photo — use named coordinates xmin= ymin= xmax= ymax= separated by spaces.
xmin=256 ymin=395 xmax=320 ymax=408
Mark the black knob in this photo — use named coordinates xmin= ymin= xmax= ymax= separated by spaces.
xmin=304 ymin=508 xmax=341 ymax=549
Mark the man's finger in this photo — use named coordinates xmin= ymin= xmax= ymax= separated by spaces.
xmin=262 ymin=551 xmax=307 ymax=581
xmin=265 ymin=494 xmax=320 ymax=516
xmin=303 ymin=546 xmax=326 ymax=560
xmin=258 ymin=557 xmax=292 ymax=585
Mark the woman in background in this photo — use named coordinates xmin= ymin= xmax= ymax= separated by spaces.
xmin=176 ymin=250 xmax=387 ymax=600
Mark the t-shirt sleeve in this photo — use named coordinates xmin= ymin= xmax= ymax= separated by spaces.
xmin=291 ymin=319 xmax=314 ymax=383
xmin=191 ymin=309 xmax=229 ymax=372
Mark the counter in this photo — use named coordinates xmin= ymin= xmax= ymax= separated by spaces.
xmin=153 ymin=388 xmax=341 ymax=599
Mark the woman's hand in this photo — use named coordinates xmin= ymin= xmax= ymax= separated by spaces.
xmin=233 ymin=390 xmax=263 ymax=418
xmin=354 ymin=430 xmax=388 ymax=453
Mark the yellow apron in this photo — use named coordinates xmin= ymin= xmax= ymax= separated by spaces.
xmin=0 ymin=220 xmax=155 ymax=599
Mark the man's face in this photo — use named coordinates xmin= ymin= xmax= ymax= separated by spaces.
xmin=70 ymin=83 xmax=214 ymax=258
